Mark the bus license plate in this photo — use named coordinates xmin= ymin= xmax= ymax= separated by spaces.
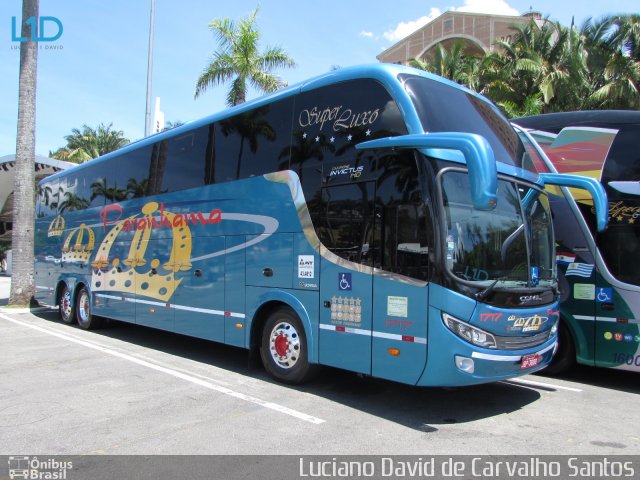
xmin=520 ymin=354 xmax=540 ymax=369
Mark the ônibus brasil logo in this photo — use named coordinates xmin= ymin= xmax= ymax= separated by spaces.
xmin=8 ymin=456 xmax=73 ymax=479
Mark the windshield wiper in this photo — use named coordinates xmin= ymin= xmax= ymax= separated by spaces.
xmin=475 ymin=277 xmax=505 ymax=301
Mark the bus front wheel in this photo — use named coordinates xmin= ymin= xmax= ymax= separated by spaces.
xmin=544 ymin=320 xmax=576 ymax=375
xmin=260 ymin=307 xmax=316 ymax=384
xmin=58 ymin=284 xmax=75 ymax=324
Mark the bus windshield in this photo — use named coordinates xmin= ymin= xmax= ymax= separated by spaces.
xmin=441 ymin=171 xmax=555 ymax=287
xmin=402 ymin=74 xmax=532 ymax=172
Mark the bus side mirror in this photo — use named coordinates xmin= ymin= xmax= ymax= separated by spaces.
xmin=539 ymin=172 xmax=609 ymax=232
xmin=356 ymin=132 xmax=497 ymax=210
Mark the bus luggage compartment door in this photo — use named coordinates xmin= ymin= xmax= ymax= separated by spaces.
xmin=171 ymin=235 xmax=226 ymax=342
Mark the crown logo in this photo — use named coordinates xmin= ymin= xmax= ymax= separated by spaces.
xmin=48 ymin=215 xmax=65 ymax=237
xmin=61 ymin=223 xmax=95 ymax=263
xmin=91 ymin=202 xmax=192 ymax=302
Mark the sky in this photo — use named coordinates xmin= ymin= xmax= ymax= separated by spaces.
xmin=1 ymin=0 xmax=638 ymax=156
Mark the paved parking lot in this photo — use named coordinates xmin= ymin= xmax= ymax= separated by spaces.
xmin=1 ymin=274 xmax=639 ymax=456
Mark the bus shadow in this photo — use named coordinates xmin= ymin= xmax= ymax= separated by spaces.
xmin=34 ymin=310 xmax=542 ymax=431
xmin=301 ymin=370 xmax=541 ymax=431
xmin=537 ymin=364 xmax=640 ymax=395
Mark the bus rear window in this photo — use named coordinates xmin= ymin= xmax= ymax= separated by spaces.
xmin=401 ymin=75 xmax=530 ymax=172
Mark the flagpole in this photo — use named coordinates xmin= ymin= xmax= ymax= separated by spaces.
xmin=144 ymin=0 xmax=155 ymax=137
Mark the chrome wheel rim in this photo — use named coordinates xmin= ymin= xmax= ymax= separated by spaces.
xmin=78 ymin=290 xmax=90 ymax=324
xmin=60 ymin=289 xmax=72 ymax=321
xmin=268 ymin=321 xmax=301 ymax=369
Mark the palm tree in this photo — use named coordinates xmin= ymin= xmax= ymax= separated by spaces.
xmin=194 ymin=7 xmax=295 ymax=106
xmin=584 ymin=14 xmax=640 ymax=108
xmin=591 ymin=53 xmax=640 ymax=108
xmin=497 ymin=92 xmax=544 ymax=118
xmin=50 ymin=123 xmax=129 ymax=163
xmin=409 ymin=41 xmax=474 ymax=85
xmin=552 ymin=23 xmax=592 ymax=111
xmin=10 ymin=0 xmax=38 ymax=306
xmin=406 ymin=14 xmax=639 ymax=115
xmin=608 ymin=14 xmax=640 ymax=61
xmin=48 ymin=146 xmax=92 ymax=164
xmin=483 ymin=19 xmax=571 ymax=112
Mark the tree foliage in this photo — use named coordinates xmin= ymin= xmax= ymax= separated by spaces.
xmin=195 ymin=7 xmax=295 ymax=106
xmin=50 ymin=123 xmax=129 ymax=163
xmin=409 ymin=14 xmax=640 ymax=117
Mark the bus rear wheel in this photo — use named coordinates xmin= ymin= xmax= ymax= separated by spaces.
xmin=75 ymin=286 xmax=102 ymax=330
xmin=260 ymin=307 xmax=316 ymax=384
xmin=543 ymin=321 xmax=576 ymax=375
xmin=58 ymin=284 xmax=75 ymax=324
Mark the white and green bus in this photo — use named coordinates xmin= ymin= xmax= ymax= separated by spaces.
xmin=515 ymin=110 xmax=640 ymax=373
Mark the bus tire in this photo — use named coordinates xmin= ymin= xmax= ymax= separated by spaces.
xmin=75 ymin=286 xmax=101 ymax=330
xmin=58 ymin=284 xmax=75 ymax=324
xmin=260 ymin=307 xmax=316 ymax=384
xmin=543 ymin=321 xmax=576 ymax=375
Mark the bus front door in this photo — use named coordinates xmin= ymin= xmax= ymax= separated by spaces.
xmin=318 ymin=182 xmax=374 ymax=374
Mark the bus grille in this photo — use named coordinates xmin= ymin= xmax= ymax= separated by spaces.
xmin=495 ymin=331 xmax=551 ymax=350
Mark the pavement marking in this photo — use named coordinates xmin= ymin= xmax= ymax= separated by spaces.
xmin=0 ymin=313 xmax=325 ymax=425
xmin=502 ymin=377 xmax=583 ymax=392
xmin=0 ymin=306 xmax=51 ymax=314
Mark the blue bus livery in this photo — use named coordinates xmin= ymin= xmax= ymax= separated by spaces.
xmin=34 ymin=64 xmax=608 ymax=386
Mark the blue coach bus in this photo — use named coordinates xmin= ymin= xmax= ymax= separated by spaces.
xmin=34 ymin=64 xmax=608 ymax=386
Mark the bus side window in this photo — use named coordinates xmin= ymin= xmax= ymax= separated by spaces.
xmin=316 ymin=182 xmax=377 ymax=267
xmin=85 ymin=164 xmax=109 ymax=208
xmin=215 ymin=98 xmax=294 ymax=183
xmin=160 ymin=127 xmax=209 ymax=193
xmin=114 ymin=146 xmax=152 ymax=199
xmin=37 ymin=179 xmax=58 ymax=218
xmin=376 ymin=152 xmax=431 ymax=281
xmin=57 ymin=174 xmax=88 ymax=213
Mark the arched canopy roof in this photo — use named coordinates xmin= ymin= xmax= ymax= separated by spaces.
xmin=0 ymin=154 xmax=74 ymax=240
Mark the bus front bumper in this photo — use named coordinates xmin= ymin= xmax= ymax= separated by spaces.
xmin=416 ymin=336 xmax=557 ymax=387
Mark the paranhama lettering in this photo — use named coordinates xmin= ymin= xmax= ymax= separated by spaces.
xmin=101 ymin=203 xmax=222 ymax=233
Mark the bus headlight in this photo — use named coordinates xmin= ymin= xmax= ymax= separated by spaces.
xmin=442 ymin=313 xmax=497 ymax=349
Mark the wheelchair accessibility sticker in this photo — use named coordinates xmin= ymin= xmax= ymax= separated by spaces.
xmin=596 ymin=287 xmax=613 ymax=303
xmin=338 ymin=272 xmax=352 ymax=291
